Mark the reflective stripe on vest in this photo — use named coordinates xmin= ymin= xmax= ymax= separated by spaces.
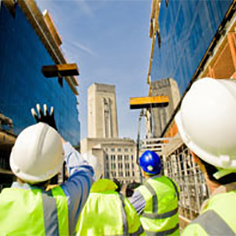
xmin=119 ymin=193 xmax=144 ymax=236
xmin=138 ymin=177 xmax=179 ymax=235
xmin=145 ymin=223 xmax=179 ymax=236
xmin=130 ymin=225 xmax=144 ymax=236
xmin=166 ymin=177 xmax=179 ymax=201
xmin=119 ymin=193 xmax=129 ymax=236
xmin=42 ymin=190 xmax=59 ymax=235
xmin=192 ymin=210 xmax=235 ymax=236
xmin=0 ymin=187 xmax=68 ymax=235
xmin=145 ymin=182 xmax=158 ymax=213
xmin=142 ymin=181 xmax=179 ymax=219
xmin=51 ymin=187 xmax=69 ymax=235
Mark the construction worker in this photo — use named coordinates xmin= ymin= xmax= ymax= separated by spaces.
xmin=75 ymin=154 xmax=144 ymax=236
xmin=129 ymin=150 xmax=180 ymax=235
xmin=175 ymin=77 xmax=236 ymax=235
xmin=0 ymin=104 xmax=94 ymax=235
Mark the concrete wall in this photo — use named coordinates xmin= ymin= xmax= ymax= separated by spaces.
xmin=88 ymin=83 xmax=118 ymax=138
xmin=151 ymin=78 xmax=180 ymax=137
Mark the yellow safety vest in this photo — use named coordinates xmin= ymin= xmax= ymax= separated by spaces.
xmin=76 ymin=179 xmax=144 ymax=236
xmin=137 ymin=176 xmax=180 ymax=236
xmin=182 ymin=190 xmax=236 ymax=236
xmin=0 ymin=186 xmax=69 ymax=235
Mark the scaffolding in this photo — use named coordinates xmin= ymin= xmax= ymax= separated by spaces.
xmin=164 ymin=144 xmax=210 ymax=228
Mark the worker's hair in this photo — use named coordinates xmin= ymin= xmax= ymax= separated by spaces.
xmin=32 ymin=179 xmax=51 ymax=188
xmin=31 ymin=175 xmax=58 ymax=188
xmin=125 ymin=182 xmax=141 ymax=197
xmin=201 ymin=159 xmax=236 ymax=185
xmin=146 ymin=171 xmax=161 ymax=176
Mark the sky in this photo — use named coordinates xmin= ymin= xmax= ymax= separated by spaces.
xmin=36 ymin=0 xmax=152 ymax=141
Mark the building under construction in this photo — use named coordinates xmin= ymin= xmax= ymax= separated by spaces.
xmin=143 ymin=0 xmax=236 ymax=229
xmin=0 ymin=0 xmax=80 ymax=190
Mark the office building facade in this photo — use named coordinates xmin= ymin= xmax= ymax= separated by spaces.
xmin=81 ymin=138 xmax=140 ymax=184
xmin=0 ymin=0 xmax=80 ymax=189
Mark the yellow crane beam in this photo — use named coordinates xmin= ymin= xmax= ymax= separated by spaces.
xmin=130 ymin=96 xmax=169 ymax=109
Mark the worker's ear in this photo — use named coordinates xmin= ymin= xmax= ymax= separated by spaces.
xmin=190 ymin=150 xmax=200 ymax=164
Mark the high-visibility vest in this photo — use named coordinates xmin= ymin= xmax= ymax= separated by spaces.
xmin=0 ymin=186 xmax=69 ymax=235
xmin=182 ymin=190 xmax=236 ymax=236
xmin=137 ymin=176 xmax=180 ymax=236
xmin=76 ymin=179 xmax=144 ymax=236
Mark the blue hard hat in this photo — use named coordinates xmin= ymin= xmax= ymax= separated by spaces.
xmin=139 ymin=150 xmax=162 ymax=175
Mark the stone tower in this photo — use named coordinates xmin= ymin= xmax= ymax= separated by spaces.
xmin=88 ymin=83 xmax=119 ymax=138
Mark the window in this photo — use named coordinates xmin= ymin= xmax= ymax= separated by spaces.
xmin=111 ymin=163 xmax=116 ymax=170
xmin=111 ymin=155 xmax=116 ymax=161
xmin=190 ymin=15 xmax=202 ymax=55
xmin=0 ymin=5 xmax=81 ymax=146
xmin=124 ymin=155 xmax=129 ymax=161
xmin=176 ymin=7 xmax=185 ymax=40
xmin=125 ymin=171 xmax=130 ymax=177
xmin=124 ymin=148 xmax=128 ymax=152
xmin=118 ymin=148 xmax=121 ymax=152
xmin=118 ymin=155 xmax=122 ymax=161
xmin=118 ymin=163 xmax=123 ymax=169
xmin=111 ymin=148 xmax=115 ymax=152
xmin=105 ymin=155 xmax=109 ymax=161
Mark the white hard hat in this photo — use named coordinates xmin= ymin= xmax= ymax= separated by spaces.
xmin=82 ymin=153 xmax=102 ymax=181
xmin=10 ymin=122 xmax=64 ymax=184
xmin=175 ymin=78 xmax=236 ymax=174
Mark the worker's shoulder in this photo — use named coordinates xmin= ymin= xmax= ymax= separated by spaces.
xmin=182 ymin=221 xmax=207 ymax=236
xmin=135 ymin=183 xmax=146 ymax=192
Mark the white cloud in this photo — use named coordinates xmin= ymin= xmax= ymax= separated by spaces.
xmin=73 ymin=0 xmax=95 ymax=18
xmin=36 ymin=0 xmax=95 ymax=19
xmin=65 ymin=40 xmax=97 ymax=57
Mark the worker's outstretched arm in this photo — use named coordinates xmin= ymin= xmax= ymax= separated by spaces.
xmin=129 ymin=189 xmax=146 ymax=215
xmin=61 ymin=141 xmax=94 ymax=234
xmin=31 ymin=104 xmax=95 ymax=234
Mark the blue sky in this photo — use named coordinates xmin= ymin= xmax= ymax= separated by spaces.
xmin=36 ymin=0 xmax=152 ymax=140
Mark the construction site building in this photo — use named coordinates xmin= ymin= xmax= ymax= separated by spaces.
xmin=0 ymin=0 xmax=80 ymax=190
xmin=145 ymin=0 xmax=236 ymax=229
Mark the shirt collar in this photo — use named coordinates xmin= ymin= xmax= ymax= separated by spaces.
xmin=149 ymin=173 xmax=162 ymax=179
xmin=11 ymin=181 xmax=45 ymax=190
xmin=211 ymin=182 xmax=236 ymax=196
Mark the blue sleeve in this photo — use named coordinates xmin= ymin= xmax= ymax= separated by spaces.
xmin=128 ymin=190 xmax=146 ymax=215
xmin=60 ymin=142 xmax=94 ymax=234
